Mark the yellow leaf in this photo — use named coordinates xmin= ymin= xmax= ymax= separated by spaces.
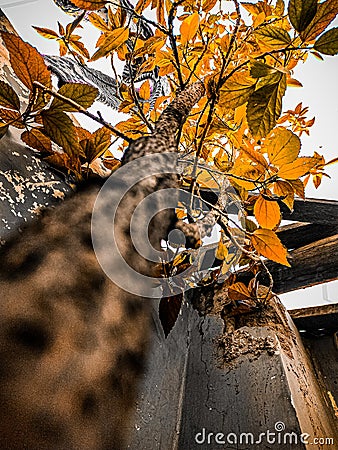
xmin=180 ymin=12 xmax=200 ymax=45
xmin=216 ymin=238 xmax=229 ymax=260
xmin=252 ymin=229 xmax=290 ymax=266
xmin=254 ymin=195 xmax=281 ymax=229
xmin=278 ymin=156 xmax=317 ymax=179
xmin=139 ymin=80 xmax=151 ymax=100
xmin=273 ymin=180 xmax=294 ymax=210
xmin=219 ymin=72 xmax=256 ymax=109
xmin=88 ymin=12 xmax=109 ymax=31
xmin=264 ymin=128 xmax=301 ymax=166
xmin=32 ymin=26 xmax=59 ymax=40
xmin=91 ymin=27 xmax=129 ymax=60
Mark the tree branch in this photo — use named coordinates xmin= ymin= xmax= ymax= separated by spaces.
xmin=32 ymin=81 xmax=131 ymax=142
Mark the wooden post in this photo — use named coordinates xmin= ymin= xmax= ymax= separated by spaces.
xmin=128 ymin=296 xmax=338 ymax=449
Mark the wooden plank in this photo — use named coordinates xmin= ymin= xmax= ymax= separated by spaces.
xmin=236 ymin=234 xmax=338 ymax=294
xmin=290 ymin=304 xmax=338 ymax=335
xmin=199 ymin=190 xmax=338 ymax=225
xmin=277 ymin=223 xmax=338 ymax=250
xmin=280 ymin=198 xmax=338 ymax=225
xmin=268 ymin=234 xmax=338 ymax=294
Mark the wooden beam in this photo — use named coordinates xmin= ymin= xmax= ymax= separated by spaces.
xmin=199 ymin=190 xmax=338 ymax=225
xmin=280 ymin=198 xmax=338 ymax=225
xmin=237 ymin=234 xmax=338 ymax=294
xmin=277 ymin=222 xmax=338 ymax=250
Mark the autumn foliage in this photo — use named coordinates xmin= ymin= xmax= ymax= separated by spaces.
xmin=1 ymin=0 xmax=338 ymax=332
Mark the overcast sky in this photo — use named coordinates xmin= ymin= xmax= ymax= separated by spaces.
xmin=2 ymin=0 xmax=338 ymax=309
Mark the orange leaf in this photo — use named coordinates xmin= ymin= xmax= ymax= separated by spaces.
xmin=254 ymin=195 xmax=281 ymax=229
xmin=0 ymin=108 xmax=24 ymax=128
xmin=273 ymin=180 xmax=295 ymax=210
xmin=180 ymin=12 xmax=199 ymax=45
xmin=135 ymin=0 xmax=152 ymax=14
xmin=202 ymin=0 xmax=218 ymax=12
xmin=287 ymin=77 xmax=303 ymax=87
xmin=138 ymin=80 xmax=151 ymax=100
xmin=70 ymin=0 xmax=107 ymax=10
xmin=1 ymin=32 xmax=51 ymax=110
xmin=1 ymin=32 xmax=51 ymax=92
xmin=278 ymin=156 xmax=317 ymax=179
xmin=252 ymin=229 xmax=290 ymax=266
xmin=88 ymin=12 xmax=109 ymax=31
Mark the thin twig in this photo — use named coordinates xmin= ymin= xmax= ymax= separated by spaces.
xmin=168 ymin=0 xmax=185 ymax=89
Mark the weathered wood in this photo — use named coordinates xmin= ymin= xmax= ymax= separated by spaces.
xmin=199 ymin=190 xmax=338 ymax=225
xmin=302 ymin=333 xmax=338 ymax=424
xmin=236 ymin=234 xmax=338 ymax=294
xmin=128 ymin=296 xmax=338 ymax=449
xmin=291 ymin=304 xmax=338 ymax=335
xmin=280 ymin=198 xmax=338 ymax=225
xmin=277 ymin=222 xmax=338 ymax=250
xmin=268 ymin=234 xmax=338 ymax=294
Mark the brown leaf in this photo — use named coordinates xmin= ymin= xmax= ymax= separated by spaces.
xmin=1 ymin=32 xmax=51 ymax=110
xmin=21 ymin=129 xmax=53 ymax=154
xmin=228 ymin=282 xmax=252 ymax=301
xmin=0 ymin=80 xmax=21 ymax=110
xmin=159 ymin=293 xmax=183 ymax=337
xmin=50 ymin=83 xmax=98 ymax=112
xmin=41 ymin=110 xmax=80 ymax=157
xmin=44 ymin=152 xmax=81 ymax=174
xmin=82 ymin=127 xmax=112 ymax=163
xmin=300 ymin=0 xmax=338 ymax=42
xmin=0 ymin=108 xmax=24 ymax=128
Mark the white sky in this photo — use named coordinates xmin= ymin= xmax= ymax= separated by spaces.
xmin=2 ymin=0 xmax=338 ymax=309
